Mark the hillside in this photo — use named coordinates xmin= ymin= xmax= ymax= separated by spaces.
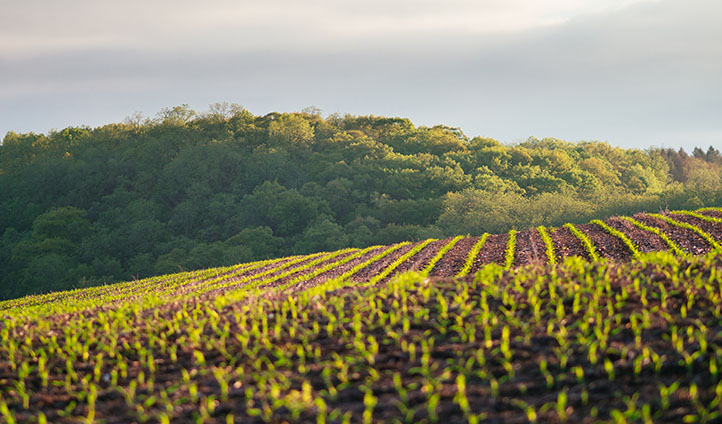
xmin=1 ymin=208 xmax=722 ymax=422
xmin=2 ymin=107 xmax=722 ymax=300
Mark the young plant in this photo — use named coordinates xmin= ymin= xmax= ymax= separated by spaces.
xmin=537 ymin=226 xmax=557 ymax=265
xmin=564 ymin=223 xmax=600 ymax=261
xmin=504 ymin=230 xmax=517 ymax=270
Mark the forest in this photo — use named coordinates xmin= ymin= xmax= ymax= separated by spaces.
xmin=1 ymin=104 xmax=721 ymax=300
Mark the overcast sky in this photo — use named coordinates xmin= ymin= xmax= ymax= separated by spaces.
xmin=1 ymin=0 xmax=720 ymax=150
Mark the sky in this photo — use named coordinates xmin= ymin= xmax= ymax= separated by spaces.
xmin=1 ymin=0 xmax=720 ymax=150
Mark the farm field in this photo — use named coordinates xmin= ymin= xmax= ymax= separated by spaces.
xmin=2 ymin=207 xmax=722 ymax=423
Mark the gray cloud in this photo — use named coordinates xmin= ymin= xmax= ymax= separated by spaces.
xmin=0 ymin=0 xmax=720 ymax=150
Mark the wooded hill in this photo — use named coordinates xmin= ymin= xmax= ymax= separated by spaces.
xmin=1 ymin=104 xmax=721 ymax=299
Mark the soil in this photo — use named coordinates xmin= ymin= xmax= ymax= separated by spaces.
xmin=578 ymin=222 xmax=632 ymax=261
xmin=289 ymin=246 xmax=388 ymax=292
xmin=514 ymin=228 xmax=546 ymax=266
xmin=605 ymin=217 xmax=668 ymax=253
xmin=634 ymin=213 xmax=710 ymax=255
xmin=8 ymin=254 xmax=722 ymax=423
xmin=550 ymin=226 xmax=587 ymax=261
xmin=387 ymin=238 xmax=448 ymax=277
xmin=350 ymin=242 xmax=416 ymax=283
xmin=699 ymin=209 xmax=722 ymax=219
xmin=468 ymin=233 xmax=507 ymax=274
xmin=429 ymin=236 xmax=477 ymax=277
xmin=667 ymin=212 xmax=722 ymax=244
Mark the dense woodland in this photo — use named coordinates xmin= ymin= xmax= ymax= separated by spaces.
xmin=1 ymin=104 xmax=721 ymax=299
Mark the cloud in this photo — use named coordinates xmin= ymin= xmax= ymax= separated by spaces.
xmin=0 ymin=0 xmax=720 ymax=150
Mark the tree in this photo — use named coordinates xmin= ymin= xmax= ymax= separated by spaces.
xmin=242 ymin=181 xmax=319 ymax=237
xmin=267 ymin=114 xmax=315 ymax=147
xmin=295 ymin=215 xmax=349 ymax=254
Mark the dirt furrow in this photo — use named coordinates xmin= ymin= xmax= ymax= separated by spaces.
xmin=550 ymin=226 xmax=587 ymax=261
xmin=468 ymin=233 xmax=507 ymax=274
xmin=285 ymin=246 xmax=389 ymax=292
xmin=635 ymin=214 xmax=710 ymax=255
xmin=699 ymin=209 xmax=722 ymax=220
xmin=205 ymin=251 xmax=360 ymax=296
xmin=514 ymin=228 xmax=546 ymax=266
xmin=387 ymin=239 xmax=447 ymax=275
xmin=429 ymin=236 xmax=477 ymax=277
xmin=605 ymin=217 xmax=668 ymax=253
xmin=350 ymin=242 xmax=416 ymax=283
xmin=578 ymin=222 xmax=631 ymax=261
xmin=668 ymin=212 xmax=722 ymax=243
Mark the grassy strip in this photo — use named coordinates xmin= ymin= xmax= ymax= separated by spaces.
xmin=456 ymin=234 xmax=489 ymax=278
xmin=649 ymin=213 xmax=722 ymax=250
xmin=421 ymin=236 xmax=464 ymax=276
xmin=504 ymin=230 xmax=517 ymax=270
xmin=364 ymin=239 xmax=437 ymax=286
xmin=273 ymin=245 xmax=382 ymax=292
xmin=591 ymin=219 xmax=641 ymax=259
xmin=564 ymin=223 xmax=600 ymax=262
xmin=537 ymin=226 xmax=556 ymax=265
xmin=673 ymin=210 xmax=722 ymax=224
xmin=698 ymin=206 xmax=722 ymax=213
xmin=619 ymin=216 xmax=685 ymax=256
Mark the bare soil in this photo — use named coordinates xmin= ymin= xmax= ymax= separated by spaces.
xmin=550 ymin=226 xmax=587 ymax=261
xmin=428 ymin=236 xmax=477 ymax=277
xmin=634 ymin=213 xmax=710 ymax=255
xmin=514 ymin=228 xmax=546 ymax=266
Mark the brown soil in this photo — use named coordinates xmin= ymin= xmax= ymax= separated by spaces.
xmin=698 ymin=209 xmax=722 ymax=219
xmin=667 ymin=212 xmax=722 ymax=244
xmin=605 ymin=217 xmax=668 ymax=253
xmin=634 ymin=213 xmax=710 ymax=255
xmin=9 ymin=255 xmax=722 ymax=423
xmin=388 ymin=238 xmax=448 ymax=276
xmin=289 ymin=246 xmax=388 ymax=292
xmin=514 ymin=228 xmax=546 ymax=266
xmin=428 ymin=236 xmax=477 ymax=277
xmin=350 ymin=242 xmax=416 ymax=283
xmin=550 ymin=226 xmax=587 ymax=261
xmin=469 ymin=233 xmax=507 ymax=273
xmin=578 ymin=222 xmax=632 ymax=261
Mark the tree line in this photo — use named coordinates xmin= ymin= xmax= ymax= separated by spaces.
xmin=1 ymin=104 xmax=721 ymax=299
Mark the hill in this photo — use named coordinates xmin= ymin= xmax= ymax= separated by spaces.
xmin=1 ymin=207 xmax=722 ymax=422
xmin=2 ymin=106 xmax=722 ymax=300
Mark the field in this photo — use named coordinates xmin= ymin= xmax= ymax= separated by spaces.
xmin=2 ymin=208 xmax=722 ymax=423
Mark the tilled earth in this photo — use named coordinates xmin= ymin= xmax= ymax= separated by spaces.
xmin=2 ymin=210 xmax=722 ymax=423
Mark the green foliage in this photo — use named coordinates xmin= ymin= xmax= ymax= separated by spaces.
xmin=1 ymin=105 xmax=721 ymax=299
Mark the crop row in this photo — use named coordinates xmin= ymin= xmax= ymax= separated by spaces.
xmin=3 ymin=247 xmax=722 ymax=422
xmin=564 ymin=223 xmax=600 ymax=262
xmin=3 ymin=209 xmax=722 ymax=324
